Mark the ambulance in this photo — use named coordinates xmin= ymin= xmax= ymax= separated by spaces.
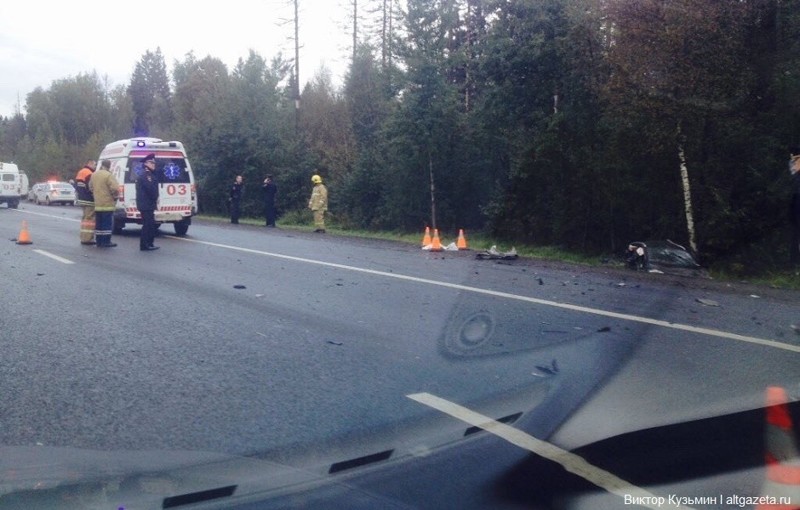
xmin=0 ymin=162 xmax=21 ymax=209
xmin=97 ymin=138 xmax=198 ymax=236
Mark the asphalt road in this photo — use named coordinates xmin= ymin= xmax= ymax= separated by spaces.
xmin=2 ymin=202 xmax=800 ymax=509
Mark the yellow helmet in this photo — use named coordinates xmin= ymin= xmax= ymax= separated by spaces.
xmin=311 ymin=174 xmax=322 ymax=184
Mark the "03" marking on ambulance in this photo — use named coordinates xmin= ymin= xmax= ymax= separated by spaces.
xmin=165 ymin=184 xmax=188 ymax=195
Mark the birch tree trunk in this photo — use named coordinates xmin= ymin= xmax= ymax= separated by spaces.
xmin=677 ymin=122 xmax=698 ymax=254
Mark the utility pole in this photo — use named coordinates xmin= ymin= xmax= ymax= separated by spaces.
xmin=429 ymin=147 xmax=437 ymax=230
xmin=353 ymin=0 xmax=358 ymax=68
xmin=384 ymin=0 xmax=394 ymax=70
xmin=294 ymin=0 xmax=301 ymax=131
xmin=381 ymin=0 xmax=387 ymax=69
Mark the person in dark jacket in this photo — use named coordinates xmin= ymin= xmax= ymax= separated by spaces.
xmin=136 ymin=154 xmax=160 ymax=251
xmin=262 ymin=174 xmax=277 ymax=227
xmin=229 ymin=175 xmax=243 ymax=224
xmin=790 ymin=147 xmax=800 ymax=269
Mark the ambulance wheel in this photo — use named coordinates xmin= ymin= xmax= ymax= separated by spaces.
xmin=113 ymin=222 xmax=123 ymax=235
xmin=174 ymin=221 xmax=189 ymax=236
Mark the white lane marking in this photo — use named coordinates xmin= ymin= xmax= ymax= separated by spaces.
xmin=33 ymin=249 xmax=75 ymax=265
xmin=170 ymin=236 xmax=800 ymax=354
xmin=407 ymin=392 xmax=692 ymax=510
xmin=12 ymin=208 xmax=80 ymax=222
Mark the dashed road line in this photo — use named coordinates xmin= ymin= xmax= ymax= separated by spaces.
xmin=12 ymin=208 xmax=80 ymax=222
xmin=170 ymin=236 xmax=800 ymax=354
xmin=33 ymin=249 xmax=74 ymax=264
xmin=407 ymin=392 xmax=693 ymax=510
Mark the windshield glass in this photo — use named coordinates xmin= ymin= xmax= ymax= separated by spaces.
xmin=126 ymin=157 xmax=191 ymax=184
xmin=2 ymin=2 xmax=800 ymax=510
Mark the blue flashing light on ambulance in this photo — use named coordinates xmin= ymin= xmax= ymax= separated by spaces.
xmin=98 ymin=137 xmax=197 ymax=236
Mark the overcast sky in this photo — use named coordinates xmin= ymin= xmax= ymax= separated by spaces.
xmin=0 ymin=0 xmax=353 ymax=118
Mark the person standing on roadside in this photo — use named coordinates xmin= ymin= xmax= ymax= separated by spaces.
xmin=229 ymin=175 xmax=244 ymax=224
xmin=137 ymin=154 xmax=160 ymax=251
xmin=75 ymin=159 xmax=96 ymax=245
xmin=790 ymin=147 xmax=800 ymax=270
xmin=89 ymin=160 xmax=120 ymax=248
xmin=262 ymin=174 xmax=277 ymax=227
xmin=308 ymin=174 xmax=328 ymax=233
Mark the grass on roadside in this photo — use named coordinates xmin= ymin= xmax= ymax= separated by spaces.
xmin=195 ymin=213 xmax=800 ymax=290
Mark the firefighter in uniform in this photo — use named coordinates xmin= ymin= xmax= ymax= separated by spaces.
xmin=89 ymin=159 xmax=120 ymax=248
xmin=308 ymin=174 xmax=328 ymax=233
xmin=75 ymin=160 xmax=96 ymax=244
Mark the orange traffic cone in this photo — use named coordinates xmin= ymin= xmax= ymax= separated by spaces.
xmin=457 ymin=229 xmax=468 ymax=250
xmin=431 ymin=229 xmax=443 ymax=251
xmin=756 ymin=386 xmax=800 ymax=509
xmin=422 ymin=226 xmax=432 ymax=247
xmin=16 ymin=221 xmax=32 ymax=245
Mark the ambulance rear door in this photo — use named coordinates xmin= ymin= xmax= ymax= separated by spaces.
xmin=128 ymin=150 xmax=194 ymax=223
xmin=0 ymin=162 xmax=20 ymax=208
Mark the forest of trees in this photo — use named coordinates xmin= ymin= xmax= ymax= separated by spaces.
xmin=2 ymin=0 xmax=799 ymax=273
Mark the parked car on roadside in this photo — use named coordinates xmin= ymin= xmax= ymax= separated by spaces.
xmin=34 ymin=181 xmax=76 ymax=206
xmin=28 ymin=182 xmax=45 ymax=202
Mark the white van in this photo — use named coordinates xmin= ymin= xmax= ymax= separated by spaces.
xmin=0 ymin=162 xmax=21 ymax=209
xmin=97 ymin=137 xmax=198 ymax=236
